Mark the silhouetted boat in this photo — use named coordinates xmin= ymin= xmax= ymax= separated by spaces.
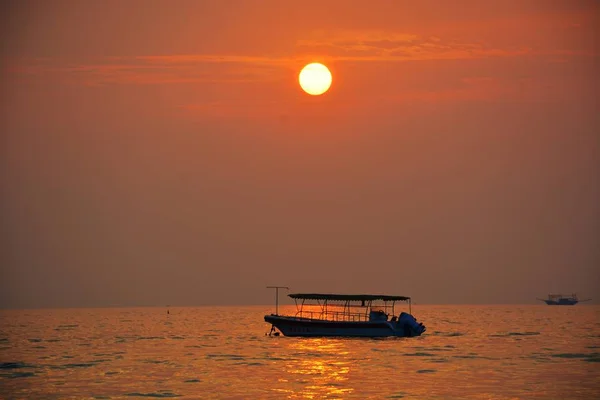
xmin=537 ymin=294 xmax=591 ymax=305
xmin=264 ymin=292 xmax=426 ymax=338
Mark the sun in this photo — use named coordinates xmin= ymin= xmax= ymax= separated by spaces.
xmin=299 ymin=63 xmax=332 ymax=96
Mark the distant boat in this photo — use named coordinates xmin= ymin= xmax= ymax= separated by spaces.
xmin=537 ymin=294 xmax=591 ymax=305
xmin=264 ymin=291 xmax=426 ymax=338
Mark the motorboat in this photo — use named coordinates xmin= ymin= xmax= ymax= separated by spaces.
xmin=537 ymin=293 xmax=591 ymax=305
xmin=264 ymin=291 xmax=426 ymax=338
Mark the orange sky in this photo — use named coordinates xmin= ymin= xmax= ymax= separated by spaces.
xmin=1 ymin=1 xmax=599 ymax=307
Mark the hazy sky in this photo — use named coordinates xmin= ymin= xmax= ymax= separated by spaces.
xmin=1 ymin=0 xmax=598 ymax=308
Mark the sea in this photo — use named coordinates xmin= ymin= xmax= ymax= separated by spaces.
xmin=1 ymin=305 xmax=599 ymax=399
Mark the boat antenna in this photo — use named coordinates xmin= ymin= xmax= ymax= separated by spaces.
xmin=266 ymin=286 xmax=289 ymax=316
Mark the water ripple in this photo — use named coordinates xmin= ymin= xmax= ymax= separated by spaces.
xmin=125 ymin=392 xmax=181 ymax=398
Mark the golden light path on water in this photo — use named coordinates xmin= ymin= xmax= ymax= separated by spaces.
xmin=275 ymin=339 xmax=353 ymax=399
xmin=1 ymin=305 xmax=599 ymax=399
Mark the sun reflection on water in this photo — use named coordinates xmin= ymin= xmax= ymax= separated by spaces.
xmin=281 ymin=339 xmax=353 ymax=399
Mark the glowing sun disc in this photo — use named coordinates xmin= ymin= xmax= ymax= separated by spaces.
xmin=299 ymin=63 xmax=332 ymax=95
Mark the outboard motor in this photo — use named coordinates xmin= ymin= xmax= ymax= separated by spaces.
xmin=397 ymin=312 xmax=426 ymax=337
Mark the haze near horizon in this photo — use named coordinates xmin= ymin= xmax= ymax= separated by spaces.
xmin=1 ymin=0 xmax=599 ymax=308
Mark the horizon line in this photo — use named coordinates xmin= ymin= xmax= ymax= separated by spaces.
xmin=1 ymin=302 xmax=597 ymax=311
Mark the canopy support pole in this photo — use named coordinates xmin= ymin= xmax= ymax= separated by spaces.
xmin=266 ymin=286 xmax=289 ymax=316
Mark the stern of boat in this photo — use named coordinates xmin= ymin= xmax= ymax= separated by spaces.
xmin=396 ymin=312 xmax=426 ymax=337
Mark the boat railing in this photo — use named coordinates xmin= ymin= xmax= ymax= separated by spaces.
xmin=294 ymin=310 xmax=370 ymax=322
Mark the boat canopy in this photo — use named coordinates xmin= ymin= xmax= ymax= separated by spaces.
xmin=288 ymin=293 xmax=410 ymax=302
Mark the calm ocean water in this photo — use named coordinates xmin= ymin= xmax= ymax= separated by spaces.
xmin=0 ymin=305 xmax=598 ymax=399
